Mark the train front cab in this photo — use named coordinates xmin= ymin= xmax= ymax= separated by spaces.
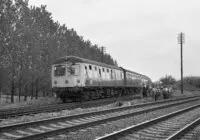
xmin=52 ymin=62 xmax=85 ymax=102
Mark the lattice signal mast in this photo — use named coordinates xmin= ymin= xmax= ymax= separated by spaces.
xmin=177 ymin=32 xmax=185 ymax=94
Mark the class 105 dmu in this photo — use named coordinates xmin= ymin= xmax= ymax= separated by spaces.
xmin=52 ymin=56 xmax=151 ymax=102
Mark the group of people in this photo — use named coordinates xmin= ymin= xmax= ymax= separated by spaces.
xmin=142 ymin=85 xmax=173 ymax=101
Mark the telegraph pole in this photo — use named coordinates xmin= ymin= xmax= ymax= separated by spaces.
xmin=178 ymin=32 xmax=185 ymax=94
xmin=100 ymin=46 xmax=106 ymax=63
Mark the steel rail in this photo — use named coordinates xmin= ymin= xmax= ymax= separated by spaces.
xmin=166 ymin=117 xmax=200 ymax=140
xmin=0 ymin=95 xmax=199 ymax=119
xmin=0 ymin=95 xmax=140 ymax=119
xmin=1 ymin=97 xmax=199 ymax=140
xmin=95 ymin=104 xmax=200 ymax=140
xmin=1 ymin=96 xmax=200 ymax=131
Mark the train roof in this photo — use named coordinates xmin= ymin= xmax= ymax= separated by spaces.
xmin=121 ymin=67 xmax=151 ymax=80
xmin=125 ymin=69 xmax=144 ymax=77
xmin=53 ymin=56 xmax=121 ymax=70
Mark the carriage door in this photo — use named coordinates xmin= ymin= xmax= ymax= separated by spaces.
xmin=68 ymin=64 xmax=81 ymax=86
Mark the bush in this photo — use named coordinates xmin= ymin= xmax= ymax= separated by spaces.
xmin=176 ymin=76 xmax=200 ymax=90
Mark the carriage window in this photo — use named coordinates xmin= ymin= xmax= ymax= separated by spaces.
xmin=107 ymin=69 xmax=109 ymax=72
xmin=68 ymin=64 xmax=79 ymax=75
xmin=95 ymin=66 xmax=97 ymax=71
xmin=99 ymin=69 xmax=101 ymax=77
xmin=102 ymin=68 xmax=104 ymax=72
xmin=89 ymin=65 xmax=92 ymax=70
xmin=54 ymin=65 xmax=66 ymax=76
xmin=85 ymin=66 xmax=88 ymax=76
xmin=111 ymin=70 xmax=113 ymax=79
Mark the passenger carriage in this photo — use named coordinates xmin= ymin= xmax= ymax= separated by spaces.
xmin=52 ymin=56 xmax=124 ymax=102
xmin=52 ymin=56 xmax=151 ymax=102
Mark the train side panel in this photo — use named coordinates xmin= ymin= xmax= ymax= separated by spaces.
xmin=125 ymin=71 xmax=143 ymax=87
xmin=83 ymin=63 xmax=124 ymax=87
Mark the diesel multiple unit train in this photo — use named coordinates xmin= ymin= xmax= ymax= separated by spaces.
xmin=52 ymin=56 xmax=151 ymax=102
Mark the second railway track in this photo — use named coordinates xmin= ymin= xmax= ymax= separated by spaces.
xmin=96 ymin=104 xmax=200 ymax=140
xmin=166 ymin=115 xmax=200 ymax=140
xmin=0 ymin=95 xmax=140 ymax=119
xmin=0 ymin=95 xmax=199 ymax=119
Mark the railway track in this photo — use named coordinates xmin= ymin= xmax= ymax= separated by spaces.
xmin=96 ymin=104 xmax=200 ymax=140
xmin=166 ymin=116 xmax=200 ymax=140
xmin=0 ymin=95 xmax=200 ymax=140
xmin=0 ymin=95 xmax=140 ymax=119
xmin=0 ymin=95 xmax=199 ymax=119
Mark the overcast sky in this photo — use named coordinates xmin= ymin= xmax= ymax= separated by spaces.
xmin=29 ymin=0 xmax=200 ymax=81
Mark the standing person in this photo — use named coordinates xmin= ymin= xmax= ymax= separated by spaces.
xmin=169 ymin=87 xmax=173 ymax=95
xmin=155 ymin=86 xmax=161 ymax=101
xmin=146 ymin=85 xmax=150 ymax=96
xmin=155 ymin=88 xmax=158 ymax=101
xmin=163 ymin=87 xmax=167 ymax=99
xmin=152 ymin=87 xmax=157 ymax=101
xmin=142 ymin=85 xmax=147 ymax=97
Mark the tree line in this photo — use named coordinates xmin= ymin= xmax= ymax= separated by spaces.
xmin=0 ymin=0 xmax=117 ymax=102
xmin=159 ymin=75 xmax=200 ymax=90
